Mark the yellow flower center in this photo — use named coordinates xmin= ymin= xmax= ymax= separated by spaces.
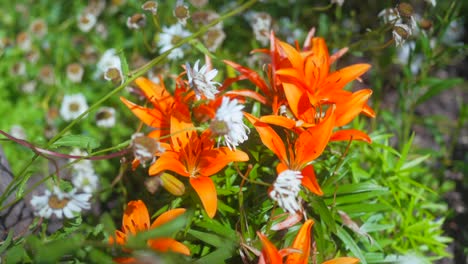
xmin=48 ymin=195 xmax=70 ymax=209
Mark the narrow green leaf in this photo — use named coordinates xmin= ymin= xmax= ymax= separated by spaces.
xmin=395 ymin=133 xmax=414 ymax=171
xmin=195 ymin=247 xmax=234 ymax=264
xmin=337 ymin=203 xmax=391 ymax=214
xmin=195 ymin=220 xmax=237 ymax=240
xmin=415 ymin=78 xmax=463 ymax=106
xmin=34 ymin=234 xmax=85 ymax=263
xmin=323 ymin=182 xmax=388 ymax=196
xmin=188 ymin=229 xmax=227 ymax=248
xmin=400 ymin=154 xmax=430 ymax=170
xmin=50 ymin=134 xmax=100 ymax=150
xmin=310 ymin=196 xmax=336 ymax=233
xmin=0 ymin=230 xmax=14 ymax=254
xmin=336 ymin=226 xmax=367 ymax=264
xmin=89 ymin=249 xmax=114 ymax=263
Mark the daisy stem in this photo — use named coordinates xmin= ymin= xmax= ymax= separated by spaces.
xmin=0 ymin=0 xmax=259 ymax=209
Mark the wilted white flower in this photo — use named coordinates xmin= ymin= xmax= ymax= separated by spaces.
xmin=203 ymin=28 xmax=226 ymax=52
xmin=173 ymin=0 xmax=190 ymax=26
xmin=393 ymin=23 xmax=412 ymax=46
xmin=246 ymin=12 xmax=272 ymax=46
xmin=210 ymin=97 xmax=249 ymax=150
xmin=142 ymin=1 xmax=158 ymax=15
xmin=16 ymin=32 xmax=32 ymax=52
xmin=131 ymin=133 xmax=164 ymax=168
xmin=77 ymin=12 xmax=97 ymax=32
xmin=39 ymin=65 xmax=56 ymax=85
xmin=10 ymin=125 xmax=27 ymax=140
xmin=66 ymin=63 xmax=85 ymax=83
xmin=60 ymin=93 xmax=89 ymax=121
xmin=29 ymin=19 xmax=48 ymax=38
xmin=158 ymin=23 xmax=191 ymax=60
xmin=331 ymin=0 xmax=345 ymax=6
xmin=127 ymin=13 xmax=146 ymax=30
xmin=30 ymin=186 xmax=91 ymax=219
xmin=269 ymin=170 xmax=303 ymax=214
xmin=95 ymin=106 xmax=116 ymax=128
xmin=424 ymin=0 xmax=436 ymax=6
xmin=186 ymin=60 xmax=220 ymax=100
xmin=21 ymin=80 xmax=37 ymax=94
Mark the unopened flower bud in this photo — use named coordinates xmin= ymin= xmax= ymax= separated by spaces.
xmin=160 ymin=173 xmax=185 ymax=196
xmin=419 ymin=18 xmax=433 ymax=30
xmin=397 ymin=3 xmax=414 ymax=18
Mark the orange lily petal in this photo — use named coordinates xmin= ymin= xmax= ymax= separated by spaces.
xmin=120 ymin=97 xmax=165 ymax=128
xmin=122 ymin=200 xmax=150 ymax=235
xmin=282 ymin=82 xmax=309 ymax=119
xmin=198 ymin=148 xmax=249 ymax=177
xmin=330 ymin=129 xmax=371 ymax=143
xmin=109 ymin=230 xmax=127 ymax=246
xmin=278 ymin=40 xmax=304 ymax=73
xmin=301 ymin=165 xmax=323 ymax=196
xmin=225 ymin=90 xmax=268 ymax=105
xmin=335 ymin=89 xmax=372 ymax=127
xmin=260 ymin=115 xmax=296 ymax=130
xmin=190 ymin=177 xmax=217 ymax=218
xmin=135 ymin=77 xmax=174 ymax=106
xmin=244 ymin=113 xmax=288 ymax=164
xmin=170 ymin=109 xmax=194 ymax=151
xmin=223 ymin=60 xmax=270 ymax=96
xmin=151 ymin=208 xmax=187 ymax=228
xmin=294 ymin=108 xmax=335 ymax=166
xmin=148 ymin=238 xmax=191 ymax=256
xmin=285 ymin=219 xmax=314 ymax=264
xmin=322 ymin=64 xmax=370 ymax=92
xmin=149 ymin=151 xmax=188 ymax=177
xmin=362 ymin=104 xmax=376 ymax=118
xmin=257 ymin=232 xmax=282 ymax=264
xmin=322 ymin=257 xmax=360 ymax=264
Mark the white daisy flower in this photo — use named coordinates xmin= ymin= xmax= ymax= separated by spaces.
xmin=95 ymin=107 xmax=116 ymax=128
xmin=66 ymin=63 xmax=85 ymax=83
xmin=173 ymin=0 xmax=190 ymax=26
xmin=69 ymin=148 xmax=94 ymax=173
xmin=269 ymin=170 xmax=303 ymax=214
xmin=72 ymin=169 xmax=99 ymax=193
xmin=186 ymin=60 xmax=220 ymax=100
xmin=60 ymin=93 xmax=89 ymax=121
xmin=77 ymin=12 xmax=97 ymax=32
xmin=210 ymin=97 xmax=249 ymax=150
xmin=158 ymin=24 xmax=190 ymax=60
xmin=246 ymin=12 xmax=272 ymax=46
xmin=30 ymin=186 xmax=91 ymax=219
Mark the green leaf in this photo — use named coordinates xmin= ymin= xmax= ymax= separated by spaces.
xmin=310 ymin=196 xmax=336 ymax=233
xmin=415 ymin=78 xmax=463 ymax=106
xmin=400 ymin=154 xmax=430 ymax=170
xmin=188 ymin=229 xmax=228 ymax=248
xmin=32 ymin=234 xmax=85 ymax=263
xmin=89 ymin=249 xmax=114 ymax=263
xmin=195 ymin=220 xmax=237 ymax=240
xmin=0 ymin=230 xmax=13 ymax=254
xmin=189 ymin=39 xmax=217 ymax=59
xmin=126 ymin=212 xmax=188 ymax=249
xmin=195 ymin=247 xmax=234 ymax=264
xmin=337 ymin=203 xmax=391 ymax=214
xmin=323 ymin=182 xmax=388 ymax=196
xmin=326 ymin=191 xmax=388 ymax=205
xmin=336 ymin=226 xmax=367 ymax=264
xmin=50 ymin=134 xmax=100 ymax=150
xmin=4 ymin=243 xmax=28 ymax=263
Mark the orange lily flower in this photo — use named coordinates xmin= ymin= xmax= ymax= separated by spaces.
xmin=109 ymin=200 xmax=190 ymax=262
xmin=149 ymin=115 xmax=249 ymax=218
xmin=244 ymin=110 xmax=335 ymax=196
xmin=258 ymin=219 xmax=314 ymax=264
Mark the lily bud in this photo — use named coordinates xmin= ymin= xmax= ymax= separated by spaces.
xmin=160 ymin=173 xmax=185 ymax=196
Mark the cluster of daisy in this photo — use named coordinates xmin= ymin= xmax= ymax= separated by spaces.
xmin=30 ymin=148 xmax=98 ymax=219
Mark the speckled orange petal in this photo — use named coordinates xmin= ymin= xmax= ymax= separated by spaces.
xmin=122 ymin=200 xmax=150 ymax=235
xmin=120 ymin=97 xmax=165 ymax=128
xmin=322 ymin=63 xmax=370 ymax=92
xmin=285 ymin=219 xmax=314 ymax=264
xmin=190 ymin=177 xmax=217 ymax=218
